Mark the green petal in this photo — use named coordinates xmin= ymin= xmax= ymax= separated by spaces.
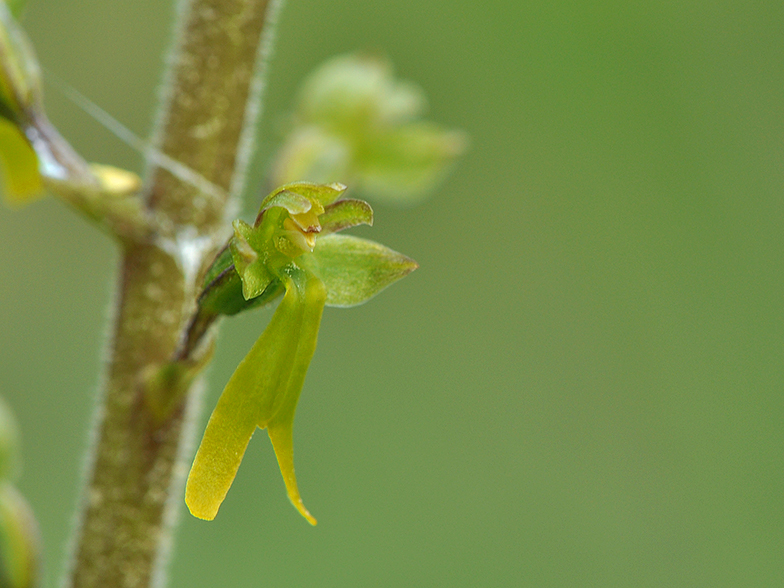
xmin=185 ymin=283 xmax=305 ymax=520
xmin=257 ymin=182 xmax=346 ymax=219
xmin=258 ymin=188 xmax=312 ymax=218
xmin=309 ymin=234 xmax=418 ymax=307
xmin=319 ymin=198 xmax=373 ymax=235
xmin=265 ymin=272 xmax=326 ymax=525
xmin=184 ymin=379 xmax=257 ymax=521
xmin=283 ymin=181 xmax=347 ymax=208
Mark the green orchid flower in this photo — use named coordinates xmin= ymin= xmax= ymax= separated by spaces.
xmin=185 ymin=182 xmax=417 ymax=524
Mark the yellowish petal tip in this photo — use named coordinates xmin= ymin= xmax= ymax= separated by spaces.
xmin=185 ymin=464 xmax=227 ymax=521
xmin=185 ymin=488 xmax=220 ymax=521
xmin=291 ymin=498 xmax=317 ymax=526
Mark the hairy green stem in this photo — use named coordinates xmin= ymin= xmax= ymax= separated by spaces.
xmin=63 ymin=1 xmax=282 ymax=586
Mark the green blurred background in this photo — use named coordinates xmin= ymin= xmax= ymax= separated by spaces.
xmin=1 ymin=0 xmax=783 ymax=586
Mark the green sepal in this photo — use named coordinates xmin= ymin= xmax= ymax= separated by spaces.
xmin=319 ymin=198 xmax=373 ymax=235
xmin=230 ymin=219 xmax=276 ymax=300
xmin=306 ymin=233 xmax=418 ymax=307
xmin=186 ymin=269 xmax=326 ymax=524
xmin=198 ymin=265 xmax=283 ymax=317
xmin=198 ymin=242 xmax=284 ymax=317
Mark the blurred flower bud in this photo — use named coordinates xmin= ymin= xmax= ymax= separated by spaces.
xmin=0 ymin=484 xmax=41 ymax=588
xmin=272 ymin=126 xmax=351 ymax=187
xmin=296 ymin=54 xmax=427 ymax=133
xmin=272 ymin=53 xmax=467 ymax=205
xmin=0 ymin=398 xmax=40 ymax=588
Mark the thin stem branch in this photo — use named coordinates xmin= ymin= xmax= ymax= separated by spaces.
xmin=26 ymin=112 xmax=154 ymax=241
xmin=62 ymin=1 xmax=282 ymax=586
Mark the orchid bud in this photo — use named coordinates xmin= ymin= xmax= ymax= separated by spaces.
xmin=272 ymin=53 xmax=467 ymax=204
